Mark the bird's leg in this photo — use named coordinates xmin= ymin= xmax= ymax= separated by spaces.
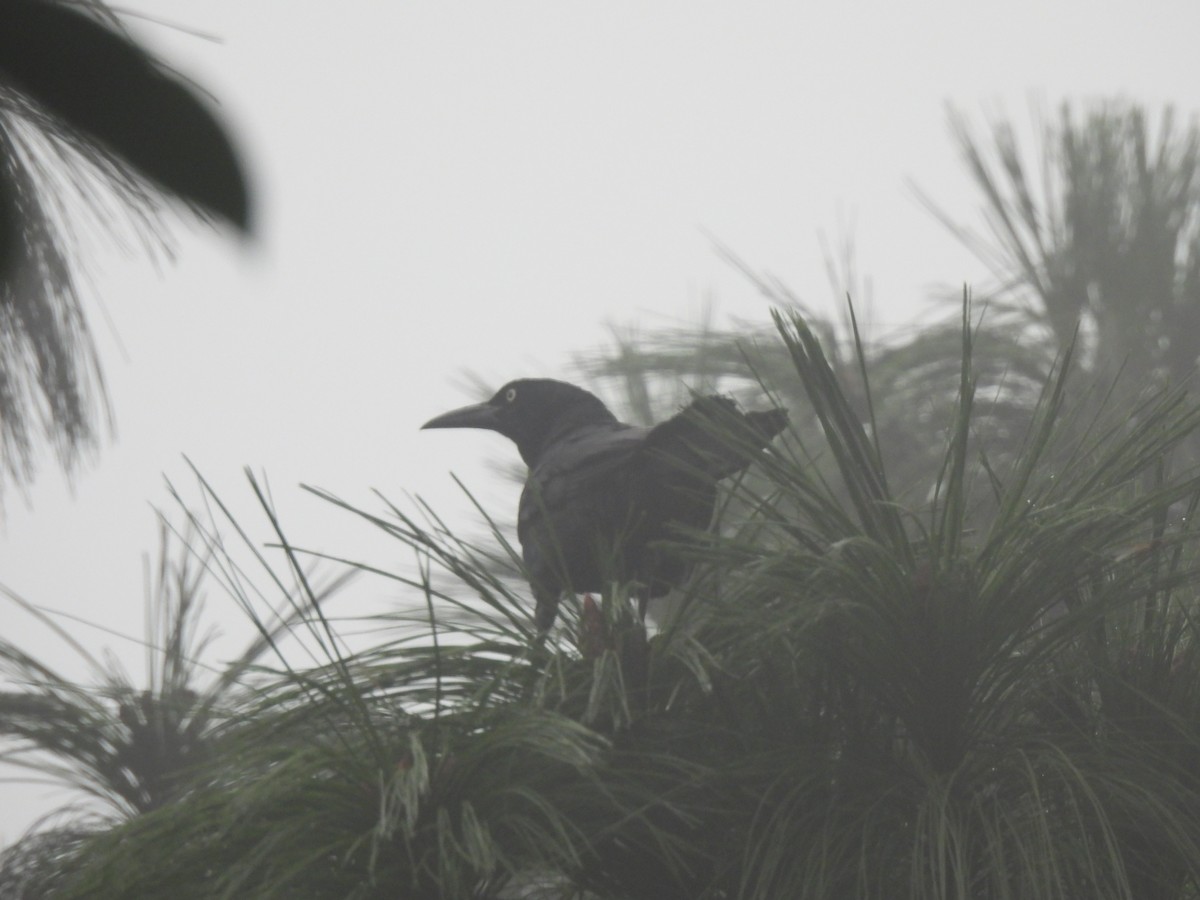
xmin=576 ymin=593 xmax=610 ymax=660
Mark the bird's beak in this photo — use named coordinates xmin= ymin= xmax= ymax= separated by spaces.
xmin=421 ymin=401 xmax=501 ymax=431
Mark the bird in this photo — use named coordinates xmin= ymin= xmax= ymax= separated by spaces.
xmin=422 ymin=378 xmax=787 ymax=631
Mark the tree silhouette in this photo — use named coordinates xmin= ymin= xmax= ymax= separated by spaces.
xmin=927 ymin=101 xmax=1200 ymax=407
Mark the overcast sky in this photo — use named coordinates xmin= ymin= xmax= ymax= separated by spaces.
xmin=3 ymin=0 xmax=1200 ymax=842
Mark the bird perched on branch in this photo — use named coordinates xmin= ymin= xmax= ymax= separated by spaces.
xmin=423 ymin=379 xmax=787 ymax=631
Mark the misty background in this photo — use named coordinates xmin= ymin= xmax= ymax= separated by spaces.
xmin=4 ymin=0 xmax=1200 ymax=847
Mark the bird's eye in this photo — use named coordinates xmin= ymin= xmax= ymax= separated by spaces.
xmin=505 ymin=387 xmax=517 ymax=403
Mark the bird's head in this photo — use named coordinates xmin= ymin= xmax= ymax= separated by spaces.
xmin=421 ymin=378 xmax=618 ymax=467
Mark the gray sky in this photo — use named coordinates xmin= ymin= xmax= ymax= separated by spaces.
xmin=3 ymin=0 xmax=1200 ymax=842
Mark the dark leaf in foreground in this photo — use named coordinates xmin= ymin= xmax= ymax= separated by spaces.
xmin=0 ymin=0 xmax=252 ymax=500
xmin=0 ymin=0 xmax=251 ymax=232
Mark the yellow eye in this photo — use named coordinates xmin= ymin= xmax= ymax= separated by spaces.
xmin=505 ymin=387 xmax=517 ymax=403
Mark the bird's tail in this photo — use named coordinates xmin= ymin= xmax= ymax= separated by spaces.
xmin=646 ymin=395 xmax=788 ymax=480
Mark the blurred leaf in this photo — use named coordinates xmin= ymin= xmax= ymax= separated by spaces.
xmin=0 ymin=0 xmax=252 ymax=502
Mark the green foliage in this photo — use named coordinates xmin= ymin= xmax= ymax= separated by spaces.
xmin=7 ymin=303 xmax=1200 ymax=898
xmin=0 ymin=523 xmax=350 ymax=895
xmin=927 ymin=101 xmax=1200 ymax=411
xmin=576 ymin=263 xmax=1054 ymax=522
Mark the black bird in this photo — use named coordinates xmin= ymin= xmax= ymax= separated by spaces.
xmin=422 ymin=379 xmax=787 ymax=630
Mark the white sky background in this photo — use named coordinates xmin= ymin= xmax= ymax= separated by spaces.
xmin=3 ymin=0 xmax=1200 ymax=842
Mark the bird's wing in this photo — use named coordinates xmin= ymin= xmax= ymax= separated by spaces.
xmin=518 ymin=425 xmax=647 ymax=541
xmin=517 ymin=425 xmax=648 ymax=582
xmin=640 ymin=396 xmax=787 ymax=480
